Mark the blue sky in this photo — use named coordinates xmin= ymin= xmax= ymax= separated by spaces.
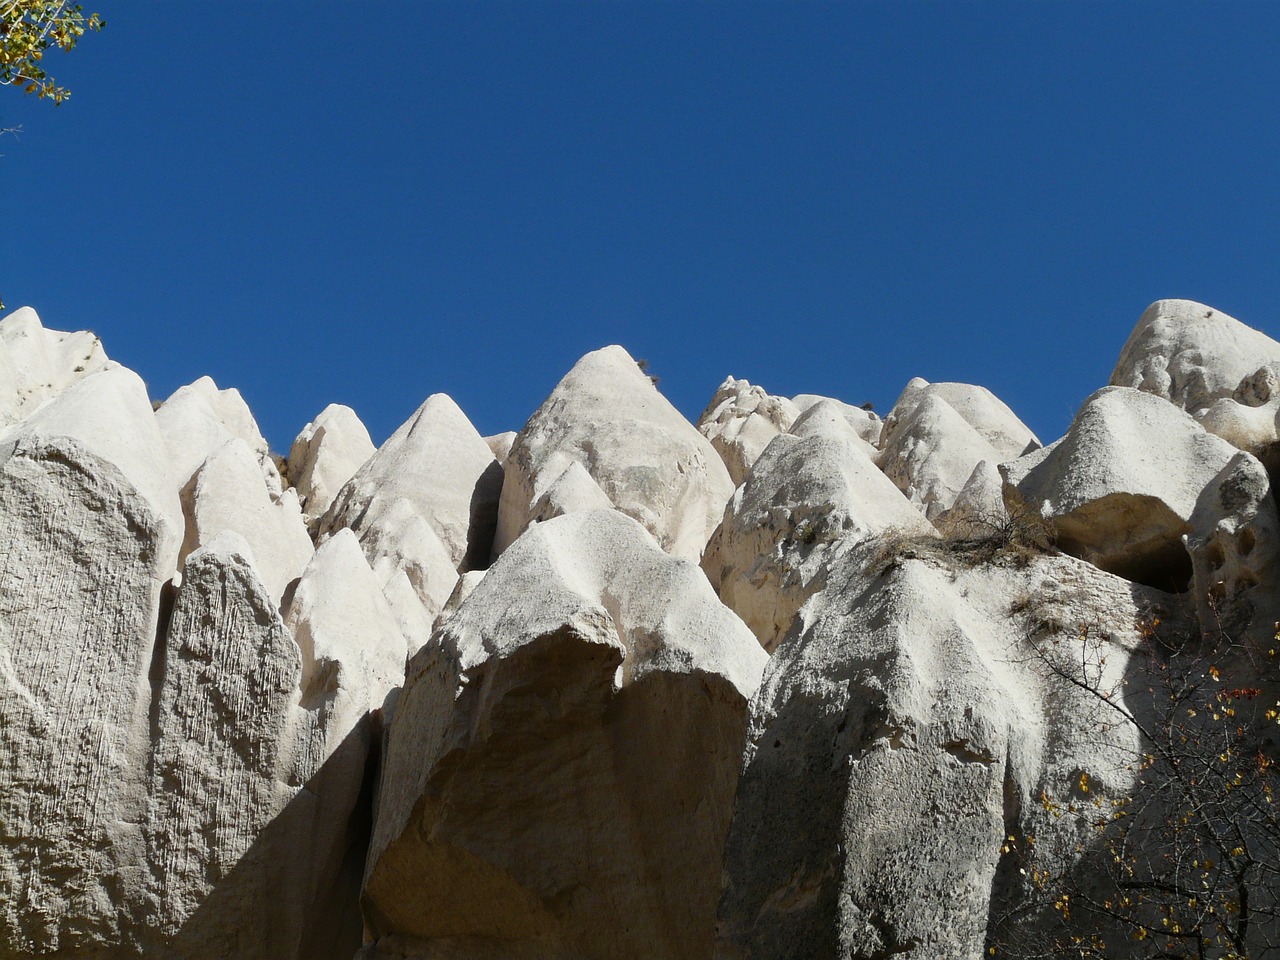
xmin=3 ymin=1 xmax=1279 ymax=451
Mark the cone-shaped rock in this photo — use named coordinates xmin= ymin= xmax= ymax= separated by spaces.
xmin=320 ymin=393 xmax=502 ymax=572
xmin=180 ymin=437 xmax=314 ymax=605
xmin=882 ymin=378 xmax=1039 ymax=461
xmin=494 ymin=345 xmax=734 ymax=562
xmin=363 ymin=509 xmax=767 ymax=960
xmin=289 ymin=404 xmax=376 ymax=525
xmin=156 ymin=375 xmax=272 ymax=491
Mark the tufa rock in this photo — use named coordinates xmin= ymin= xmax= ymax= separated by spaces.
xmin=289 ymin=404 xmax=376 ymax=526
xmin=1001 ymin=386 xmax=1236 ymax=590
xmin=697 ymin=377 xmax=801 ymax=485
xmin=494 ymin=345 xmax=734 ymax=563
xmin=704 ymin=409 xmax=932 ymax=652
xmin=363 ymin=509 xmax=766 ymax=960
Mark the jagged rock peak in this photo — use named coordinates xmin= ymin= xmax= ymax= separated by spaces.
xmin=494 ymin=344 xmax=734 ymax=563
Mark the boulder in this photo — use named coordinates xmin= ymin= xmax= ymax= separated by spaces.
xmin=880 ymin=392 xmax=1003 ymax=519
xmin=704 ymin=412 xmax=932 ymax=652
xmin=791 ymin=394 xmax=883 ymax=447
xmin=716 ymin=541 xmax=1178 ymax=959
xmin=363 ymin=509 xmax=767 ymax=960
xmin=289 ymin=404 xmax=376 ymax=525
xmin=156 ymin=375 xmax=272 ymax=491
xmin=494 ymin=346 xmax=734 ymax=563
xmin=1002 ymin=386 xmax=1236 ymax=589
xmin=1110 ymin=299 xmax=1280 ymax=416
xmin=0 ymin=306 xmax=109 ymax=428
xmin=180 ymin=438 xmax=314 ymax=605
xmin=697 ymin=377 xmax=800 ymax=485
xmin=1186 ymin=452 xmax=1280 ymax=645
xmin=319 ymin=393 xmax=502 ymax=573
xmin=935 ymin=459 xmax=1008 ymax=532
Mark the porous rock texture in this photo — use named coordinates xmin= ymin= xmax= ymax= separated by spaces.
xmin=5 ymin=303 xmax=1280 ymax=960
xmin=1111 ymin=299 xmax=1280 ymax=416
xmin=362 ymin=509 xmax=767 ymax=960
xmin=697 ymin=377 xmax=800 ymax=485
xmin=716 ymin=542 xmax=1179 ymax=960
xmin=1001 ymin=385 xmax=1236 ymax=589
xmin=494 ymin=345 xmax=735 ymax=563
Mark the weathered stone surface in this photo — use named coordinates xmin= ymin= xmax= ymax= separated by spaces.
xmin=936 ymin=459 xmax=1008 ymax=531
xmin=352 ymin=496 xmax=459 ymax=627
xmin=717 ymin=542 xmax=1177 ymax=960
xmin=1186 ymin=452 xmax=1280 ymax=645
xmin=363 ymin=509 xmax=767 ymax=960
xmin=289 ymin=404 xmax=376 ymax=526
xmin=880 ymin=392 xmax=1004 ymax=520
xmin=0 ymin=306 xmax=108 ymax=428
xmin=791 ymin=394 xmax=883 ymax=447
xmin=527 ymin=459 xmax=614 ymax=525
xmin=697 ymin=377 xmax=800 ymax=485
xmin=704 ymin=411 xmax=932 ymax=652
xmin=1111 ymin=299 xmax=1280 ymax=415
xmin=144 ymin=530 xmax=401 ymax=959
xmin=156 ymin=375 xmax=272 ymax=491
xmin=0 ymin=426 xmax=174 ymax=956
xmin=320 ymin=393 xmax=502 ymax=572
xmin=382 ymin=570 xmax=440 ymax=655
xmin=495 ymin=346 xmax=734 ymax=563
xmin=1002 ymin=386 xmax=1236 ymax=589
xmin=883 ymin=378 xmax=1039 ymax=461
xmin=484 ymin=430 xmax=517 ymax=466
xmin=180 ymin=437 xmax=314 ymax=605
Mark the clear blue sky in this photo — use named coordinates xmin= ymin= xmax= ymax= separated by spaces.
xmin=4 ymin=1 xmax=1279 ymax=451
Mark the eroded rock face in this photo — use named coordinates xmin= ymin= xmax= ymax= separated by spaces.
xmin=0 ymin=306 xmax=109 ymax=429
xmin=0 ymin=425 xmax=175 ymax=956
xmin=791 ymin=394 xmax=883 ymax=447
xmin=1111 ymin=299 xmax=1280 ymax=416
xmin=697 ymin=377 xmax=801 ymax=486
xmin=882 ymin=378 xmax=1039 ymax=461
xmin=494 ymin=346 xmax=735 ymax=564
xmin=704 ymin=410 xmax=932 ymax=652
xmin=289 ymin=404 xmax=376 ymax=526
xmin=156 ymin=375 xmax=273 ymax=491
xmin=880 ymin=392 xmax=1005 ymax=520
xmin=1002 ymin=386 xmax=1236 ymax=589
xmin=363 ymin=509 xmax=767 ymax=960
xmin=1186 ymin=452 xmax=1280 ymax=645
xmin=320 ymin=393 xmax=502 ymax=573
xmin=716 ymin=543 xmax=1177 ymax=960
xmin=180 ymin=437 xmax=314 ymax=606
xmin=145 ymin=530 xmax=403 ymax=960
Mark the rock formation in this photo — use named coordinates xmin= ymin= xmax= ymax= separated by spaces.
xmin=363 ymin=510 xmax=767 ymax=960
xmin=2 ymin=299 xmax=1280 ymax=960
xmin=493 ymin=345 xmax=734 ymax=563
